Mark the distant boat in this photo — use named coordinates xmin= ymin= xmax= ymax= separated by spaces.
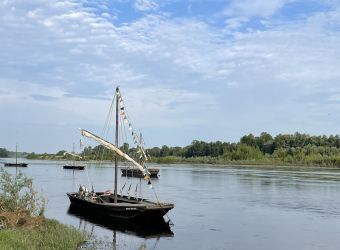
xmin=121 ymin=168 xmax=159 ymax=178
xmin=63 ymin=151 xmax=85 ymax=170
xmin=67 ymin=87 xmax=174 ymax=221
xmin=4 ymin=163 xmax=28 ymax=167
xmin=4 ymin=144 xmax=28 ymax=167
xmin=63 ymin=165 xmax=85 ymax=170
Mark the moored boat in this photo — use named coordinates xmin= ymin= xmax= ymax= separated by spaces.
xmin=4 ymin=144 xmax=28 ymax=167
xmin=63 ymin=150 xmax=85 ymax=170
xmin=63 ymin=165 xmax=85 ymax=170
xmin=66 ymin=87 xmax=174 ymax=221
xmin=4 ymin=162 xmax=28 ymax=167
xmin=121 ymin=168 xmax=159 ymax=178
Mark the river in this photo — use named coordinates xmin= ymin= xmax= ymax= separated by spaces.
xmin=2 ymin=160 xmax=340 ymax=250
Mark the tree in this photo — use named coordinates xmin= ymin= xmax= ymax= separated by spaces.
xmin=0 ymin=148 xmax=9 ymax=158
xmin=56 ymin=150 xmax=66 ymax=156
xmin=240 ymin=134 xmax=256 ymax=147
xmin=160 ymin=145 xmax=170 ymax=157
xmin=120 ymin=143 xmax=129 ymax=153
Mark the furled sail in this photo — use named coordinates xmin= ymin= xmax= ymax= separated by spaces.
xmin=80 ymin=128 xmax=150 ymax=176
xmin=64 ymin=152 xmax=82 ymax=159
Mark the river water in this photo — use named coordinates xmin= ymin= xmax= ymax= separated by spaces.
xmin=1 ymin=159 xmax=340 ymax=250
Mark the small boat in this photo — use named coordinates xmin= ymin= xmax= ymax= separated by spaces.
xmin=4 ymin=163 xmax=28 ymax=167
xmin=63 ymin=165 xmax=85 ymax=170
xmin=4 ymin=144 xmax=28 ymax=167
xmin=63 ymin=151 xmax=85 ymax=170
xmin=67 ymin=87 xmax=174 ymax=221
xmin=121 ymin=168 xmax=159 ymax=178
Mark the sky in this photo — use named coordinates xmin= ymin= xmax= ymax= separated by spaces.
xmin=1 ymin=0 xmax=340 ymax=153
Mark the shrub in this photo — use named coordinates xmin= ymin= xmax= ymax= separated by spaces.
xmin=0 ymin=168 xmax=45 ymax=217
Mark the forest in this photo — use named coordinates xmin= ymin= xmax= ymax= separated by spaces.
xmin=24 ymin=132 xmax=339 ymax=167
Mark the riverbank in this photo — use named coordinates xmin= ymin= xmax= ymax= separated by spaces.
xmin=0 ymin=218 xmax=88 ymax=249
xmin=148 ymin=156 xmax=340 ymax=168
xmin=14 ymin=154 xmax=340 ymax=169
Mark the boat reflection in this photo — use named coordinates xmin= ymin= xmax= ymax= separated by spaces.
xmin=67 ymin=205 xmax=174 ymax=239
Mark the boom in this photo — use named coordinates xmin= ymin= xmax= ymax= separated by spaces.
xmin=80 ymin=128 xmax=149 ymax=176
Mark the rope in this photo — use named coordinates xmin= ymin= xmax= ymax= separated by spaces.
xmin=78 ymin=138 xmax=92 ymax=190
xmin=150 ymin=180 xmax=174 ymax=225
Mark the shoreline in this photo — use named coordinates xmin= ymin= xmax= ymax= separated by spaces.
xmin=2 ymin=157 xmax=340 ymax=170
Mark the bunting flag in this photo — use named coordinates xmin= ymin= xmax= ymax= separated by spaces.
xmin=116 ymin=90 xmax=149 ymax=164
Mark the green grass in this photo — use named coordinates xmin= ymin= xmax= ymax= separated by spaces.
xmin=0 ymin=219 xmax=88 ymax=250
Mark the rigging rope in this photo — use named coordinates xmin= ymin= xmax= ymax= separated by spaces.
xmin=150 ymin=180 xmax=174 ymax=226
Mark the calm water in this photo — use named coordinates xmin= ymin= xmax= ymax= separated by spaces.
xmin=2 ymin=159 xmax=340 ymax=250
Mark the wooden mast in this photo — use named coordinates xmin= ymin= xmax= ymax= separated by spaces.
xmin=15 ymin=143 xmax=18 ymax=176
xmin=15 ymin=144 xmax=17 ymax=165
xmin=114 ymin=87 xmax=119 ymax=203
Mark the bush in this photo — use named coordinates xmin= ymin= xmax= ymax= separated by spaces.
xmin=0 ymin=168 xmax=45 ymax=217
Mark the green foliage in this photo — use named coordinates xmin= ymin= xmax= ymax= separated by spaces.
xmin=224 ymin=144 xmax=264 ymax=161
xmin=0 ymin=218 xmax=88 ymax=249
xmin=145 ymin=132 xmax=340 ymax=167
xmin=22 ymin=131 xmax=340 ymax=167
xmin=26 ymin=152 xmax=37 ymax=159
xmin=0 ymin=168 xmax=45 ymax=217
xmin=0 ymin=148 xmax=9 ymax=158
xmin=160 ymin=145 xmax=170 ymax=157
xmin=56 ymin=150 xmax=66 ymax=156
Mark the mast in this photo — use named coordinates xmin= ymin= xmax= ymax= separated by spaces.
xmin=72 ymin=142 xmax=75 ymax=166
xmin=15 ymin=144 xmax=18 ymax=176
xmin=114 ymin=87 xmax=119 ymax=203
xmin=15 ymin=144 xmax=17 ymax=165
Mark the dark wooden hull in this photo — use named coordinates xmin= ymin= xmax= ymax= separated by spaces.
xmin=63 ymin=165 xmax=85 ymax=170
xmin=67 ymin=205 xmax=174 ymax=238
xmin=66 ymin=192 xmax=174 ymax=221
xmin=4 ymin=163 xmax=28 ymax=167
xmin=121 ymin=168 xmax=159 ymax=178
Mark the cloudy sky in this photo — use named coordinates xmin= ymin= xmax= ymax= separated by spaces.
xmin=1 ymin=0 xmax=340 ymax=153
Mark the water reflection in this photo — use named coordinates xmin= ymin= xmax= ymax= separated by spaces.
xmin=67 ymin=205 xmax=174 ymax=249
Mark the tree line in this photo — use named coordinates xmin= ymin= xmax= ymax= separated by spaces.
xmin=16 ymin=132 xmax=340 ymax=167
xmin=74 ymin=132 xmax=340 ymax=167
xmin=145 ymin=132 xmax=340 ymax=166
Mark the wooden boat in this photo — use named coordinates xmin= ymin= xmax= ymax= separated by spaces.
xmin=63 ymin=151 xmax=85 ymax=170
xmin=67 ymin=87 xmax=174 ymax=221
xmin=121 ymin=168 xmax=159 ymax=178
xmin=4 ymin=162 xmax=28 ymax=167
xmin=4 ymin=144 xmax=28 ymax=167
xmin=63 ymin=165 xmax=84 ymax=170
xmin=67 ymin=204 xmax=174 ymax=238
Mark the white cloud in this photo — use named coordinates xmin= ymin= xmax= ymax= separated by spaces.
xmin=134 ymin=0 xmax=158 ymax=11
xmin=223 ymin=0 xmax=293 ymax=19
xmin=1 ymin=0 xmax=340 ymax=151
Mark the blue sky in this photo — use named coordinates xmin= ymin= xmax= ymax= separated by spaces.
xmin=1 ymin=0 xmax=340 ymax=153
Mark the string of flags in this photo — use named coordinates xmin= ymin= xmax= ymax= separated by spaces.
xmin=116 ymin=90 xmax=148 ymax=163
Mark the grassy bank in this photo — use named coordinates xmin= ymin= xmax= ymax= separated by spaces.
xmin=149 ymin=155 xmax=340 ymax=168
xmin=0 ymin=218 xmax=87 ymax=249
xmin=22 ymin=153 xmax=340 ymax=168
